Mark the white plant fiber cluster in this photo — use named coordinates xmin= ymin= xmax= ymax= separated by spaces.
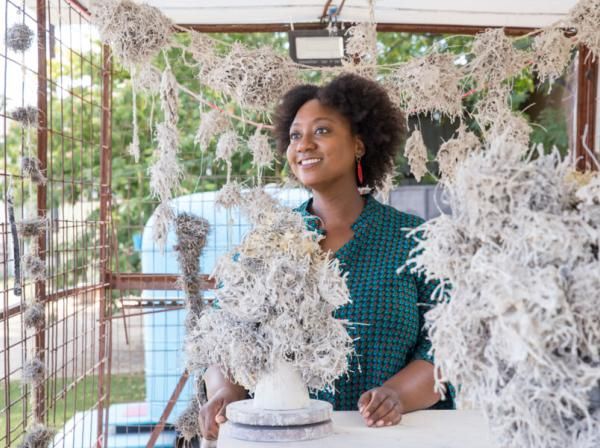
xmin=186 ymin=188 xmax=354 ymax=393
xmin=194 ymin=109 xmax=231 ymax=152
xmin=386 ymin=53 xmax=463 ymax=117
xmin=90 ymin=0 xmax=172 ymax=68
xmin=344 ymin=22 xmax=378 ymax=66
xmin=202 ymin=43 xmax=298 ymax=110
xmin=404 ymin=129 xmax=429 ymax=182
xmin=569 ymin=0 xmax=600 ymax=59
xmin=148 ymin=68 xmax=183 ymax=248
xmin=405 ymin=134 xmax=600 ymax=448
xmin=437 ymin=125 xmax=480 ymax=183
xmin=468 ymin=28 xmax=525 ymax=90
xmin=532 ymin=29 xmax=574 ymax=85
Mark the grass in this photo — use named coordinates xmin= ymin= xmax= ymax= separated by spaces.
xmin=0 ymin=373 xmax=145 ymax=446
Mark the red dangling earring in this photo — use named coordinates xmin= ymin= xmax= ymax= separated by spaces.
xmin=356 ymin=157 xmax=364 ymax=185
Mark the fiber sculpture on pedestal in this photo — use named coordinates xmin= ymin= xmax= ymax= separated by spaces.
xmin=186 ymin=187 xmax=354 ymax=441
xmin=406 ymin=134 xmax=600 ymax=448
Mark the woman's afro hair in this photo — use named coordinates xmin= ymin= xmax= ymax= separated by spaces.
xmin=273 ymin=73 xmax=404 ymax=189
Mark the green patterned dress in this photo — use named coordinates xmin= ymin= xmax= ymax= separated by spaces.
xmin=295 ymin=194 xmax=453 ymax=411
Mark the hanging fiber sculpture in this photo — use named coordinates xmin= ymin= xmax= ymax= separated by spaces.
xmin=6 ymin=23 xmax=35 ymax=53
xmin=194 ymin=109 xmax=231 ymax=152
xmin=16 ymin=217 xmax=47 ymax=238
xmin=22 ymin=254 xmax=46 ymax=283
xmin=21 ymin=157 xmax=46 ymax=185
xmin=374 ymin=168 xmax=395 ymax=204
xmin=11 ymin=106 xmax=38 ymax=127
xmin=405 ymin=134 xmax=600 ymax=448
xmin=437 ymin=125 xmax=481 ymax=183
xmin=160 ymin=67 xmax=179 ymax=127
xmin=22 ymin=358 xmax=45 ymax=385
xmin=188 ymin=30 xmax=218 ymax=76
xmin=532 ymin=28 xmax=575 ymax=85
xmin=386 ymin=53 xmax=464 ymax=118
xmin=404 ymin=129 xmax=429 ymax=182
xmin=468 ymin=28 xmax=526 ymax=90
xmin=202 ymin=43 xmax=298 ymax=111
xmin=215 ymin=130 xmax=239 ymax=181
xmin=345 ymin=22 xmax=377 ymax=65
xmin=19 ymin=423 xmax=55 ymax=448
xmin=90 ymin=0 xmax=173 ymax=68
xmin=23 ymin=302 xmax=45 ymax=330
xmin=173 ymin=212 xmax=210 ymax=443
xmin=248 ymin=128 xmax=274 ymax=181
xmin=173 ymin=212 xmax=210 ymax=319
xmin=151 ymin=202 xmax=175 ymax=250
xmin=569 ymin=0 xmax=600 ymax=59
xmin=174 ymin=393 xmax=201 ymax=443
xmin=215 ymin=181 xmax=243 ymax=210
xmin=133 ymin=64 xmax=162 ymax=94
xmin=185 ymin=188 xmax=354 ymax=393
xmin=149 ymin=124 xmax=182 ymax=200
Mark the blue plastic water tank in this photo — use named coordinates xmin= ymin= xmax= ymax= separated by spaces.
xmin=140 ymin=186 xmax=310 ymax=422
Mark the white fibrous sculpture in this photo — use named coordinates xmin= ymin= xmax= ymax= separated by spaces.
xmin=148 ymin=68 xmax=183 ymax=248
xmin=405 ymin=134 xmax=600 ymax=448
xmin=216 ymin=130 xmax=239 ymax=183
xmin=374 ymin=168 xmax=395 ymax=204
xmin=194 ymin=109 xmax=231 ymax=152
xmin=386 ymin=53 xmax=463 ymax=118
xmin=437 ymin=125 xmax=480 ymax=183
xmin=185 ymin=189 xmax=354 ymax=404
xmin=174 ymin=213 xmax=210 ymax=321
xmin=248 ymin=128 xmax=274 ymax=179
xmin=532 ymin=28 xmax=574 ymax=85
xmin=215 ymin=181 xmax=243 ymax=210
xmin=90 ymin=0 xmax=172 ymax=68
xmin=203 ymin=43 xmax=298 ymax=110
xmin=6 ymin=23 xmax=35 ymax=53
xmin=344 ymin=22 xmax=378 ymax=65
xmin=472 ymin=86 xmax=532 ymax=148
xmin=404 ymin=129 xmax=429 ymax=182
xmin=468 ymin=28 xmax=525 ymax=90
xmin=569 ymin=0 xmax=600 ymax=59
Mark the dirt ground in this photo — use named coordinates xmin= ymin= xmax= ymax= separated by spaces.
xmin=2 ymin=292 xmax=145 ymax=380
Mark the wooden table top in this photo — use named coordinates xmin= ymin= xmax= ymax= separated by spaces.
xmin=217 ymin=409 xmax=496 ymax=448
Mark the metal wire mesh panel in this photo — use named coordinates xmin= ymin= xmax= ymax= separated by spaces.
xmin=1 ymin=0 xmax=110 ymax=446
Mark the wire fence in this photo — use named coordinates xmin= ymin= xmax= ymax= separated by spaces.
xmin=1 ymin=0 xmax=109 ymax=446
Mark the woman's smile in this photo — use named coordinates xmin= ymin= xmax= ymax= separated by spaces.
xmin=297 ymin=157 xmax=323 ymax=168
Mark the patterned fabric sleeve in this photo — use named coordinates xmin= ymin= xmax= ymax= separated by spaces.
xmin=410 ymin=269 xmax=438 ymax=364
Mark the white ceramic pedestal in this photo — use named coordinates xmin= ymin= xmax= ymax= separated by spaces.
xmin=223 ymin=399 xmax=334 ymax=442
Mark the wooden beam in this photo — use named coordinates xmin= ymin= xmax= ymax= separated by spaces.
xmin=177 ymin=22 xmax=535 ymax=35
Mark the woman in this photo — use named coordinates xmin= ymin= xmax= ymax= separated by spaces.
xmin=199 ymin=74 xmax=451 ymax=441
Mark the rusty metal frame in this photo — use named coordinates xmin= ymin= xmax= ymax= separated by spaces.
xmin=96 ymin=42 xmax=113 ymax=448
xmin=35 ymin=0 xmax=48 ymax=424
xmin=576 ymin=45 xmax=599 ymax=171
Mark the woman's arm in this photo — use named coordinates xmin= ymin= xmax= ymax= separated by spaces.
xmin=198 ymin=366 xmax=248 ymax=440
xmin=357 ymin=360 xmax=441 ymax=427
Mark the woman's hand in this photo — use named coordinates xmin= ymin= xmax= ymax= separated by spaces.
xmin=198 ymin=385 xmax=246 ymax=440
xmin=357 ymin=385 xmax=405 ymax=427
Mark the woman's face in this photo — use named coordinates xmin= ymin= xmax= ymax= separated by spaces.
xmin=286 ymin=99 xmax=363 ymax=191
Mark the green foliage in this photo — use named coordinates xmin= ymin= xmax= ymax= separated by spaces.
xmin=530 ymin=107 xmax=569 ymax=156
